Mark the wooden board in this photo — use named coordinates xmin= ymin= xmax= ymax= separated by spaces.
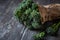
xmin=0 ymin=0 xmax=60 ymax=40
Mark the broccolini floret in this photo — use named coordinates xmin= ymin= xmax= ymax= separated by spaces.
xmin=34 ymin=32 xmax=45 ymax=40
xmin=46 ymin=22 xmax=60 ymax=35
xmin=32 ymin=3 xmax=38 ymax=10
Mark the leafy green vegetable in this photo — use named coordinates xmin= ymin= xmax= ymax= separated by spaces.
xmin=46 ymin=22 xmax=60 ymax=35
xmin=32 ymin=21 xmax=40 ymax=29
xmin=28 ymin=10 xmax=41 ymax=29
xmin=34 ymin=32 xmax=45 ymax=40
xmin=14 ymin=0 xmax=60 ymax=40
xmin=15 ymin=0 xmax=41 ymax=29
xmin=32 ymin=3 xmax=38 ymax=10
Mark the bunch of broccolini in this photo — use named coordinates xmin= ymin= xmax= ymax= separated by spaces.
xmin=34 ymin=22 xmax=60 ymax=40
xmin=14 ymin=0 xmax=60 ymax=40
xmin=15 ymin=0 xmax=41 ymax=29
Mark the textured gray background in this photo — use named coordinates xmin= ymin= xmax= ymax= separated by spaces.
xmin=0 ymin=0 xmax=60 ymax=40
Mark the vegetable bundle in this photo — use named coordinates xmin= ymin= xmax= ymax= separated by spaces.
xmin=15 ymin=0 xmax=42 ymax=29
xmin=34 ymin=22 xmax=60 ymax=40
xmin=14 ymin=0 xmax=60 ymax=40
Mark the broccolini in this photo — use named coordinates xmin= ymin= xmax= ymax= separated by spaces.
xmin=34 ymin=32 xmax=45 ymax=40
xmin=14 ymin=0 xmax=60 ymax=40
xmin=46 ymin=22 xmax=60 ymax=35
xmin=15 ymin=0 xmax=41 ymax=29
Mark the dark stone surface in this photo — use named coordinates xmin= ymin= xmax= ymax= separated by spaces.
xmin=0 ymin=0 xmax=60 ymax=40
